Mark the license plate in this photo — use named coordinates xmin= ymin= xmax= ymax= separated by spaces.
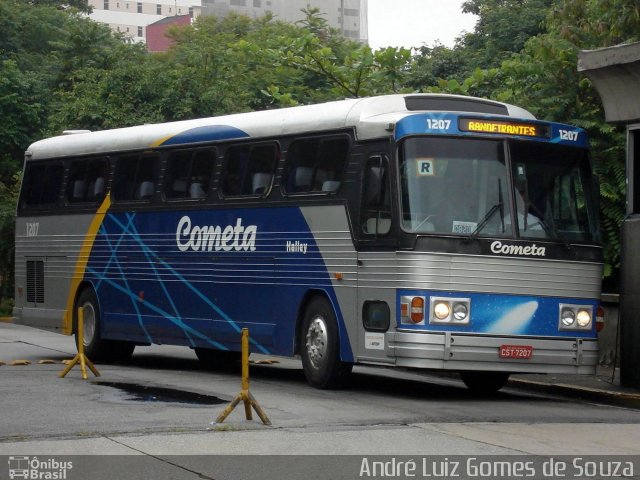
xmin=499 ymin=345 xmax=533 ymax=359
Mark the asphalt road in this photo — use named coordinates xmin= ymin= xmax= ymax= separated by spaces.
xmin=1 ymin=323 xmax=639 ymax=479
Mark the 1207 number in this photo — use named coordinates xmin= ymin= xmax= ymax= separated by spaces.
xmin=426 ymin=119 xmax=452 ymax=130
xmin=559 ymin=129 xmax=579 ymax=141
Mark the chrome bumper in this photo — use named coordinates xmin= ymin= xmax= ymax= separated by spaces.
xmin=386 ymin=331 xmax=598 ymax=374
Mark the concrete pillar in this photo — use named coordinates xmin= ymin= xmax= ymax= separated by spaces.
xmin=578 ymin=43 xmax=640 ymax=388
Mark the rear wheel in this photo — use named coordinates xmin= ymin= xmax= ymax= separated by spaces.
xmin=75 ymin=288 xmax=135 ymax=363
xmin=300 ymin=296 xmax=352 ymax=389
xmin=460 ymin=371 xmax=510 ymax=395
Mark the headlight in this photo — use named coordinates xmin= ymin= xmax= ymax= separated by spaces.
xmin=430 ymin=297 xmax=471 ymax=324
xmin=576 ymin=309 xmax=592 ymax=327
xmin=561 ymin=308 xmax=576 ymax=326
xmin=559 ymin=304 xmax=594 ymax=330
xmin=452 ymin=302 xmax=468 ymax=321
xmin=433 ymin=302 xmax=451 ymax=320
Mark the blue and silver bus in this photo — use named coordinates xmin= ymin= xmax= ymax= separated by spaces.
xmin=14 ymin=94 xmax=602 ymax=392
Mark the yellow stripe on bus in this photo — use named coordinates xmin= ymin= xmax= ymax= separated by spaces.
xmin=149 ymin=135 xmax=173 ymax=147
xmin=62 ymin=194 xmax=112 ymax=335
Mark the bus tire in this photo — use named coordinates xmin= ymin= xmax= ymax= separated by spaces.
xmin=300 ymin=296 xmax=352 ymax=389
xmin=460 ymin=371 xmax=510 ymax=395
xmin=75 ymin=288 xmax=110 ymax=361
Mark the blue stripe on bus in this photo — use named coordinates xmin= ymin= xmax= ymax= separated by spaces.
xmin=84 ymin=206 xmax=354 ymax=361
xmin=396 ymin=289 xmax=598 ymax=338
xmin=159 ymin=125 xmax=250 ymax=146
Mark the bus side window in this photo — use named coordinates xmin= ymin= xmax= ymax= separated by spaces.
xmin=283 ymin=136 xmax=348 ymax=194
xmin=67 ymin=157 xmax=108 ymax=203
xmin=20 ymin=162 xmax=64 ymax=209
xmin=221 ymin=143 xmax=277 ymax=197
xmin=164 ymin=148 xmax=215 ymax=200
xmin=112 ymin=154 xmax=159 ymax=202
xmin=362 ymin=156 xmax=392 ymax=236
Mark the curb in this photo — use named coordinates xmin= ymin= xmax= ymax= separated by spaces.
xmin=509 ymin=377 xmax=640 ymax=409
xmin=0 ymin=316 xmax=14 ymax=323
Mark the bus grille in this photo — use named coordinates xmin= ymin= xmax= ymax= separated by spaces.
xmin=26 ymin=260 xmax=44 ymax=303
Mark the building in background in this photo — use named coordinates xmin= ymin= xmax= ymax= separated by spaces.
xmin=87 ymin=0 xmax=201 ymax=44
xmin=200 ymin=0 xmax=368 ymax=43
xmin=87 ymin=0 xmax=368 ymax=49
xmin=146 ymin=14 xmax=192 ymax=51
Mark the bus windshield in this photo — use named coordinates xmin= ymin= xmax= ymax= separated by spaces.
xmin=400 ymin=137 xmax=599 ymax=243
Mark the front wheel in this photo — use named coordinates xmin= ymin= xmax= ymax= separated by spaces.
xmin=460 ymin=371 xmax=510 ymax=395
xmin=75 ymin=288 xmax=109 ymax=360
xmin=300 ymin=296 xmax=352 ymax=389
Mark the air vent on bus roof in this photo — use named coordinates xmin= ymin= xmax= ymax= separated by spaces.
xmin=405 ymin=96 xmax=508 ymax=115
xmin=62 ymin=130 xmax=91 ymax=135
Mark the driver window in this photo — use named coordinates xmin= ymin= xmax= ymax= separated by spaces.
xmin=362 ymin=156 xmax=392 ymax=236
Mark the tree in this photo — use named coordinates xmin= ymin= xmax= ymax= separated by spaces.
xmin=29 ymin=0 xmax=92 ymax=13
xmin=547 ymin=0 xmax=640 ymax=48
xmin=269 ymin=9 xmax=412 ymax=102
xmin=460 ymin=0 xmax=558 ymax=69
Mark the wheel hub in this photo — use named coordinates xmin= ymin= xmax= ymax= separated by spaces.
xmin=306 ymin=316 xmax=328 ymax=369
xmin=81 ymin=302 xmax=96 ymax=347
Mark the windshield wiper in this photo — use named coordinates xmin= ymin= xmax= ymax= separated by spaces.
xmin=465 ymin=202 xmax=503 ymax=243
xmin=465 ymin=179 xmax=504 ymax=243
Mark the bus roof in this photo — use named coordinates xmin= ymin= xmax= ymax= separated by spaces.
xmin=26 ymin=94 xmax=536 ymax=160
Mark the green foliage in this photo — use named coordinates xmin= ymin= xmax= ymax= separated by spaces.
xmin=548 ymin=0 xmax=640 ymax=47
xmin=0 ymin=173 xmax=19 ymax=302
xmin=29 ymin=0 xmax=91 ymax=13
xmin=0 ymin=297 xmax=14 ymax=316
xmin=0 ymin=60 xmax=47 ymax=177
xmin=269 ymin=9 xmax=412 ymax=101
xmin=460 ymin=0 xmax=558 ymax=68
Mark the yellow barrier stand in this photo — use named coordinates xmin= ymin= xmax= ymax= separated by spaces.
xmin=215 ymin=328 xmax=271 ymax=426
xmin=59 ymin=307 xmax=101 ymax=380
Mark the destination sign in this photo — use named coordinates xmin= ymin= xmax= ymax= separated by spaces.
xmin=459 ymin=118 xmax=550 ymax=138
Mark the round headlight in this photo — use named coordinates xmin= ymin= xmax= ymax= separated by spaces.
xmin=452 ymin=303 xmax=468 ymax=321
xmin=561 ymin=308 xmax=576 ymax=326
xmin=433 ymin=302 xmax=450 ymax=320
xmin=577 ymin=309 xmax=592 ymax=327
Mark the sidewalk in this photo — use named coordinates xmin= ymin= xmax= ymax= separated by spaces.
xmin=510 ymin=364 xmax=640 ymax=409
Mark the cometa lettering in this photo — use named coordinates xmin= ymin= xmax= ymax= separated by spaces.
xmin=176 ymin=216 xmax=257 ymax=252
xmin=490 ymin=240 xmax=546 ymax=257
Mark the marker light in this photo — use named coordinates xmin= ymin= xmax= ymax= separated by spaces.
xmin=561 ymin=308 xmax=576 ymax=327
xmin=410 ymin=297 xmax=425 ymax=323
xmin=433 ymin=301 xmax=451 ymax=321
xmin=596 ymin=306 xmax=605 ymax=332
xmin=576 ymin=309 xmax=592 ymax=327
xmin=452 ymin=303 xmax=469 ymax=322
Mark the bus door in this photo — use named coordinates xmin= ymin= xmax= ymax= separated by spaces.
xmin=357 ymin=154 xmax=397 ymax=364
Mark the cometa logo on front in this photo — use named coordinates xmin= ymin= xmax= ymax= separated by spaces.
xmin=490 ymin=240 xmax=546 ymax=257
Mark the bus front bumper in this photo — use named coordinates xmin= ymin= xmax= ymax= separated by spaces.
xmin=386 ymin=331 xmax=598 ymax=374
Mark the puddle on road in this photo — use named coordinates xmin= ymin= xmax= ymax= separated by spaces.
xmin=94 ymin=381 xmax=227 ymax=405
